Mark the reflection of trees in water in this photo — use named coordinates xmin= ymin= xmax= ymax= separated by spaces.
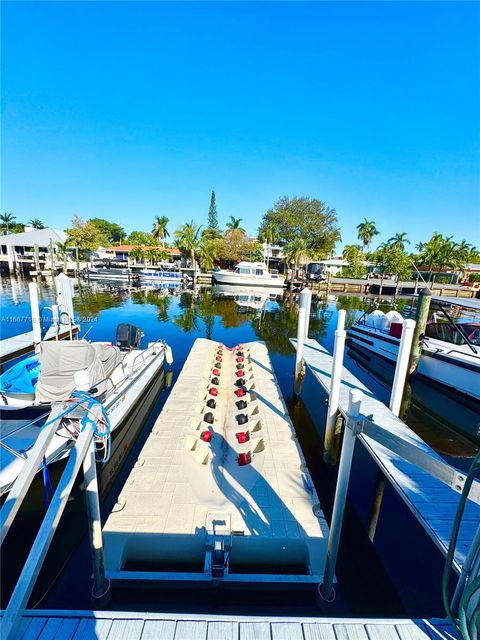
xmin=336 ymin=295 xmax=371 ymax=329
xmin=174 ymin=291 xmax=201 ymax=333
xmin=131 ymin=290 xmax=171 ymax=322
xmin=73 ymin=290 xmax=125 ymax=318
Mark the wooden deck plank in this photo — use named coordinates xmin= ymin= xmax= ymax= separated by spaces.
xmin=141 ymin=619 xmax=176 ymax=640
xmin=332 ymin=623 xmax=369 ymax=640
xmin=16 ymin=617 xmax=48 ymax=640
xmin=271 ymin=622 xmax=304 ymax=639
xmin=206 ymin=620 xmax=238 ymax=640
xmin=106 ymin=619 xmax=144 ymax=640
xmin=38 ymin=617 xmax=80 ymax=640
xmin=301 ymin=623 xmax=335 ymax=640
xmin=72 ymin=618 xmax=113 ymax=640
xmin=294 ymin=338 xmax=480 ymax=573
xmin=174 ymin=620 xmax=207 ymax=640
xmin=394 ymin=622 xmax=432 ymax=639
xmin=239 ymin=621 xmax=272 ymax=640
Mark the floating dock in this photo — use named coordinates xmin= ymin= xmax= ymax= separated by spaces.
xmin=293 ymin=337 xmax=480 ymax=574
xmin=104 ymin=338 xmax=329 ymax=587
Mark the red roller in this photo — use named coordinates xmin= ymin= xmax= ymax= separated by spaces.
xmin=237 ymin=452 xmax=250 ymax=466
xmin=215 ymin=355 xmax=222 ymax=362
xmin=236 ymin=370 xmax=245 ymax=377
xmin=200 ymin=430 xmax=212 ymax=442
xmin=212 ymin=368 xmax=220 ymax=376
xmin=235 ymin=388 xmax=246 ymax=397
xmin=236 ymin=356 xmax=244 ymax=363
xmin=209 ymin=387 xmax=218 ymax=396
xmin=236 ymin=431 xmax=249 ymax=444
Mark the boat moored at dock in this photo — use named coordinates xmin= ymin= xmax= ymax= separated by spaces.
xmin=213 ymin=262 xmax=285 ymax=288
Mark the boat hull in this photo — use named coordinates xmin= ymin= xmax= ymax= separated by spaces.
xmin=212 ymin=272 xmax=284 ymax=288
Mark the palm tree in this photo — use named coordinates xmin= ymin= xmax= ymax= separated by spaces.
xmin=152 ymin=216 xmax=170 ymax=247
xmin=0 ymin=212 xmax=16 ymax=232
xmin=416 ymin=232 xmax=453 ymax=285
xmin=388 ymin=232 xmax=410 ymax=251
xmin=56 ymin=241 xmax=72 ymax=272
xmin=130 ymin=245 xmax=146 ymax=267
xmin=283 ymin=238 xmax=312 ymax=284
xmin=174 ymin=221 xmax=202 ymax=284
xmin=356 ymin=218 xmax=380 ymax=252
xmin=28 ymin=218 xmax=45 ymax=229
xmin=199 ymin=237 xmax=219 ymax=272
xmin=226 ymin=216 xmax=246 ymax=234
xmin=260 ymin=222 xmax=279 ymax=271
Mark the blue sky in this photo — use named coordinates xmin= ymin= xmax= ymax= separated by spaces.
xmin=2 ymin=1 xmax=479 ymax=250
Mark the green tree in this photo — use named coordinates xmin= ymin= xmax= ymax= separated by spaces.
xmin=28 ymin=218 xmax=45 ymax=229
xmin=199 ymin=236 xmax=219 ymax=271
xmin=152 ymin=216 xmax=170 ymax=247
xmin=357 ymin=218 xmax=380 ymax=252
xmin=66 ymin=215 xmax=102 ymax=271
xmin=259 ymin=196 xmax=340 ymax=257
xmin=371 ymin=243 xmax=411 ymax=291
xmin=127 ymin=230 xmax=155 ymax=245
xmin=174 ymin=221 xmax=201 ymax=283
xmin=56 ymin=240 xmax=72 ymax=272
xmin=248 ymin=241 xmax=265 ymax=262
xmin=144 ymin=246 xmax=170 ymax=265
xmin=226 ymin=216 xmax=245 ymax=233
xmin=283 ymin=238 xmax=313 ymax=283
xmin=342 ymin=244 xmax=367 ymax=278
xmin=0 ymin=212 xmax=16 ymax=232
xmin=130 ymin=245 xmax=146 ymax=266
xmin=259 ymin=222 xmax=279 ymax=271
xmin=208 ymin=191 xmax=218 ymax=231
xmin=217 ymin=230 xmax=256 ymax=265
xmin=388 ymin=232 xmax=410 ymax=251
xmin=89 ymin=218 xmax=126 ymax=244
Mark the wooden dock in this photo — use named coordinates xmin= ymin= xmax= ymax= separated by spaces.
xmin=0 ymin=324 xmax=80 ymax=368
xmin=103 ymin=338 xmax=330 ymax=587
xmin=8 ymin=610 xmax=457 ymax=639
xmin=292 ymin=338 xmax=480 ymax=574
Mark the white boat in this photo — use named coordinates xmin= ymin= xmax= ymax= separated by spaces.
xmin=0 ymin=325 xmax=173 ymax=494
xmin=140 ymin=266 xmax=182 ymax=282
xmin=347 ymin=297 xmax=480 ymax=401
xmin=212 ymin=262 xmax=285 ymax=288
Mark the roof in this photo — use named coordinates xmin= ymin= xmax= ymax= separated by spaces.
xmin=0 ymin=228 xmax=67 ymax=247
xmin=430 ymin=295 xmax=480 ymax=311
xmin=105 ymin=245 xmax=181 ymax=256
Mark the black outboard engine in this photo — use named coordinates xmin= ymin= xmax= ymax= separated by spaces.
xmin=116 ymin=324 xmax=143 ymax=350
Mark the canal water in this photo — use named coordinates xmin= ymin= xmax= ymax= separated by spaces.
xmin=1 ymin=276 xmax=478 ymax=616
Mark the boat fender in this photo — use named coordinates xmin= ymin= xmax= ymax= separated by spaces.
xmin=235 ymin=363 xmax=244 ymax=370
xmin=209 ymin=387 xmax=218 ymax=396
xmin=236 ymin=431 xmax=249 ymax=444
xmin=236 ymin=351 xmax=243 ymax=357
xmin=236 ymin=370 xmax=245 ymax=377
xmin=235 ymin=388 xmax=246 ymax=397
xmin=201 ymin=430 xmax=212 ymax=442
xmin=215 ymin=355 xmax=222 ymax=362
xmin=236 ymin=399 xmax=247 ymax=410
xmin=165 ymin=345 xmax=173 ymax=365
xmin=236 ymin=356 xmax=244 ymax=363
xmin=216 ymin=348 xmax=223 ymax=355
xmin=212 ymin=368 xmax=221 ymax=376
xmin=211 ymin=377 xmax=220 ymax=385
xmin=235 ymin=378 xmax=245 ymax=387
xmin=236 ymin=414 xmax=248 ymax=425
xmin=237 ymin=452 xmax=251 ymax=466
xmin=214 ymin=361 xmax=222 ymax=369
xmin=207 ymin=399 xmax=216 ymax=409
xmin=204 ymin=412 xmax=214 ymax=424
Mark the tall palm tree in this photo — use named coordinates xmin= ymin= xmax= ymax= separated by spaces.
xmin=174 ymin=221 xmax=202 ymax=284
xmin=283 ymin=238 xmax=312 ymax=284
xmin=356 ymin=218 xmax=380 ymax=252
xmin=0 ymin=212 xmax=16 ymax=232
xmin=199 ymin=237 xmax=219 ymax=272
xmin=226 ymin=216 xmax=245 ymax=234
xmin=388 ymin=232 xmax=410 ymax=251
xmin=28 ymin=218 xmax=45 ymax=229
xmin=152 ymin=216 xmax=170 ymax=247
xmin=260 ymin=222 xmax=279 ymax=271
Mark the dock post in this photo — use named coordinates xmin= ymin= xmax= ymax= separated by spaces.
xmin=83 ymin=439 xmax=111 ymax=606
xmin=55 ymin=273 xmax=75 ymax=328
xmin=301 ymin=287 xmax=312 ymax=340
xmin=389 ymin=318 xmax=416 ymax=416
xmin=319 ymin=389 xmax=363 ymax=604
xmin=294 ymin=305 xmax=306 ymax=394
xmin=408 ymin=287 xmax=431 ymax=375
xmin=34 ymin=244 xmax=40 ymax=273
xmin=323 ymin=309 xmax=346 ymax=465
xmin=28 ymin=282 xmax=42 ymax=350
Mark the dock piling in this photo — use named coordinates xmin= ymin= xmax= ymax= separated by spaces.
xmin=301 ymin=287 xmax=312 ymax=340
xmin=323 ymin=309 xmax=346 ymax=465
xmin=408 ymin=287 xmax=431 ymax=375
xmin=319 ymin=389 xmax=363 ymax=603
xmin=389 ymin=318 xmax=416 ymax=417
xmin=28 ymin=282 xmax=42 ymax=350
xmin=294 ymin=305 xmax=306 ymax=392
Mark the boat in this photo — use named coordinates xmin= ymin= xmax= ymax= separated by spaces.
xmin=347 ymin=296 xmax=480 ymax=401
xmin=81 ymin=260 xmax=139 ymax=282
xmin=139 ymin=265 xmax=182 ymax=282
xmin=212 ymin=261 xmax=285 ymax=288
xmin=0 ymin=323 xmax=173 ymax=494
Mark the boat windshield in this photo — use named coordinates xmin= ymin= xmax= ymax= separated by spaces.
xmin=235 ymin=267 xmax=253 ymax=275
xmin=424 ymin=322 xmax=480 ymax=346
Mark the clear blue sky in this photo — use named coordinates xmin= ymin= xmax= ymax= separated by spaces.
xmin=2 ymin=1 xmax=479 ymax=251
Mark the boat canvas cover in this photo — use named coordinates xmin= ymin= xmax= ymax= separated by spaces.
xmin=34 ymin=341 xmax=122 ymax=403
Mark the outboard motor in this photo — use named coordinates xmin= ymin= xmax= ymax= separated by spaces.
xmin=116 ymin=324 xmax=143 ymax=350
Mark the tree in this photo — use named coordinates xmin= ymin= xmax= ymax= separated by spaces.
xmin=388 ymin=232 xmax=410 ymax=251
xmin=65 ymin=215 xmax=102 ymax=271
xmin=56 ymin=241 xmax=72 ymax=272
xmin=89 ymin=218 xmax=126 ymax=244
xmin=371 ymin=243 xmax=411 ymax=292
xmin=357 ymin=218 xmax=380 ymax=252
xmin=199 ymin=236 xmax=219 ymax=271
xmin=283 ymin=238 xmax=313 ymax=284
xmin=152 ymin=216 xmax=170 ymax=247
xmin=259 ymin=222 xmax=279 ymax=271
xmin=259 ymin=196 xmax=340 ymax=257
xmin=127 ymin=230 xmax=155 ymax=245
xmin=144 ymin=246 xmax=170 ymax=265
xmin=217 ymin=230 xmax=257 ymax=265
xmin=415 ymin=232 xmax=455 ymax=284
xmin=28 ymin=218 xmax=45 ymax=229
xmin=130 ymin=245 xmax=146 ymax=267
xmin=248 ymin=241 xmax=265 ymax=262
xmin=208 ymin=191 xmax=218 ymax=231
xmin=342 ymin=244 xmax=367 ymax=278
xmin=174 ymin=221 xmax=201 ymax=283
xmin=0 ymin=212 xmax=16 ymax=232
xmin=226 ymin=216 xmax=245 ymax=234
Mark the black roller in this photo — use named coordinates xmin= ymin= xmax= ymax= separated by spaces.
xmin=236 ymin=413 xmax=248 ymax=425
xmin=211 ymin=377 xmax=220 ymax=385
xmin=236 ymin=400 xmax=247 ymax=410
xmin=236 ymin=363 xmax=244 ymax=370
xmin=204 ymin=412 xmax=214 ymax=424
xmin=207 ymin=399 xmax=216 ymax=409
xmin=235 ymin=379 xmax=245 ymax=387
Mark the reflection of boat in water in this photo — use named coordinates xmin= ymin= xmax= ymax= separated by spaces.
xmin=212 ymin=262 xmax=285 ymax=288
xmin=213 ymin=283 xmax=282 ymax=313
xmin=347 ymin=341 xmax=480 ymax=447
xmin=348 ymin=297 xmax=480 ymax=402
xmin=139 ymin=266 xmax=182 ymax=282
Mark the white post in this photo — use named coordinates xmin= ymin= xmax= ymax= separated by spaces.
xmin=389 ymin=318 xmax=416 ymax=417
xmin=324 ymin=309 xmax=346 ymax=464
xmin=28 ymin=282 xmax=42 ymax=350
xmin=319 ymin=389 xmax=363 ymax=603
xmin=55 ymin=273 xmax=75 ymax=326
xmin=7 ymin=245 xmax=16 ymax=274
xmin=83 ymin=439 xmax=110 ymax=603
xmin=294 ymin=306 xmax=306 ymax=383
xmin=301 ymin=288 xmax=312 ymax=340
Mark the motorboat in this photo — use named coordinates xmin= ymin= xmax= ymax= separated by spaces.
xmin=81 ymin=260 xmax=139 ymax=282
xmin=347 ymin=296 xmax=480 ymax=401
xmin=140 ymin=265 xmax=182 ymax=282
xmin=0 ymin=324 xmax=173 ymax=494
xmin=212 ymin=262 xmax=285 ymax=288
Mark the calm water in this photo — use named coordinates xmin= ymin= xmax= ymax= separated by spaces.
xmin=1 ymin=276 xmax=478 ymax=615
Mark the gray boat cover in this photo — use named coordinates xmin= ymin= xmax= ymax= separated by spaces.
xmin=35 ymin=341 xmax=122 ymax=404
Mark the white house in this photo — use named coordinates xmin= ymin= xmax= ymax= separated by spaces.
xmin=0 ymin=227 xmax=67 ymax=272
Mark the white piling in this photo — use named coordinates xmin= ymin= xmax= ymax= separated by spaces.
xmin=28 ymin=282 xmax=41 ymax=350
xmin=294 ymin=306 xmax=306 ymax=383
xmin=301 ymin=287 xmax=312 ymax=340
xmin=320 ymin=388 xmax=363 ymax=603
xmin=389 ymin=318 xmax=416 ymax=417
xmin=324 ymin=309 xmax=347 ymax=464
xmin=55 ymin=273 xmax=75 ymax=326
